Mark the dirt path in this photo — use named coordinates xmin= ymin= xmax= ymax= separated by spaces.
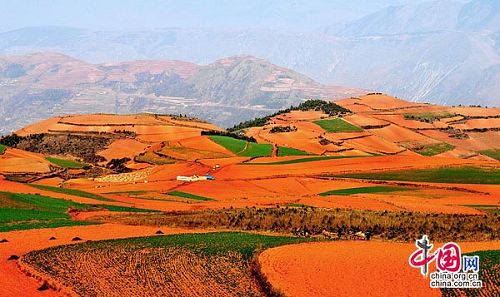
xmin=0 ymin=224 xmax=201 ymax=297
xmin=259 ymin=240 xmax=500 ymax=297
xmin=236 ymin=141 xmax=249 ymax=155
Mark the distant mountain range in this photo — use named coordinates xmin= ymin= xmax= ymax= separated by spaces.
xmin=0 ymin=0 xmax=497 ymax=108
xmin=0 ymin=53 xmax=363 ymax=134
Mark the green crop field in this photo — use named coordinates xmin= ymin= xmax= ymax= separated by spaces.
xmin=0 ymin=191 xmax=96 ymax=232
xmin=104 ymin=191 xmax=149 ymax=195
xmin=208 ymin=135 xmax=246 ymax=153
xmin=22 ymin=232 xmax=314 ymax=296
xmin=135 ymin=151 xmax=176 ymax=165
xmin=244 ymin=155 xmax=368 ymax=165
xmin=99 ymin=205 xmax=160 ymax=213
xmin=0 ymin=144 xmax=6 ymax=155
xmin=45 ymin=157 xmax=89 ymax=169
xmin=242 ymin=142 xmax=273 ymax=157
xmin=462 ymin=204 xmax=500 ymax=215
xmin=480 ymin=149 xmax=500 ymax=161
xmin=333 ymin=167 xmax=500 ymax=185
xmin=167 ymin=191 xmax=215 ymax=201
xmin=31 ymin=232 xmax=313 ymax=259
xmin=0 ymin=191 xmax=156 ymax=232
xmin=415 ymin=143 xmax=454 ymax=156
xmin=404 ymin=112 xmax=454 ymax=122
xmin=319 ymin=186 xmax=411 ymax=196
xmin=208 ymin=135 xmax=272 ymax=157
xmin=277 ymin=146 xmax=309 ymax=156
xmin=313 ymin=118 xmax=363 ymax=133
xmin=29 ymin=184 xmax=114 ymax=202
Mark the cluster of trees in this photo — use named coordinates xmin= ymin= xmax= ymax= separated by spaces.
xmin=228 ymin=100 xmax=350 ymax=132
xmin=269 ymin=126 xmax=297 ymax=133
xmin=319 ymin=136 xmax=332 ymax=145
xmin=201 ymin=130 xmax=257 ymax=142
xmin=106 ymin=157 xmax=131 ymax=173
xmin=112 ymin=129 xmax=136 ymax=137
xmin=0 ymin=133 xmax=25 ymax=147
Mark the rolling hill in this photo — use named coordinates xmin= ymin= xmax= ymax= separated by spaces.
xmin=0 ymin=0 xmax=497 ymax=107
xmin=1 ymin=93 xmax=498 ymax=183
xmin=0 ymin=53 xmax=363 ymax=134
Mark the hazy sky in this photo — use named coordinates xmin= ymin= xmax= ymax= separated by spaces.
xmin=0 ymin=0 xmax=438 ymax=32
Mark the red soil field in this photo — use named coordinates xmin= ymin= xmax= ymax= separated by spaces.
xmin=162 ymin=117 xmax=222 ymax=131
xmin=16 ymin=114 xmax=222 ymax=150
xmin=198 ymin=157 xmax=252 ymax=167
xmin=326 ymin=131 xmax=372 ymax=141
xmin=158 ymin=137 xmax=234 ymax=161
xmin=420 ymin=130 xmax=499 ymax=152
xmin=451 ymin=118 xmax=500 ymax=130
xmin=97 ymin=139 xmax=148 ymax=161
xmin=372 ymin=114 xmax=437 ymax=129
xmin=16 ymin=117 xmax=63 ymax=136
xmin=279 ymin=110 xmax=327 ymax=121
xmin=449 ymin=107 xmax=500 ymax=118
xmin=67 ymin=172 xmax=495 ymax=215
xmin=32 ymin=177 xmax=65 ymax=187
xmin=338 ymin=102 xmax=376 ymax=113
xmin=176 ymin=136 xmax=235 ymax=155
xmin=337 ymin=94 xmax=423 ymax=110
xmin=249 ymin=120 xmax=346 ymax=155
xmin=368 ymin=124 xmax=438 ymax=147
xmin=343 ymin=135 xmax=405 ymax=154
xmin=213 ymin=155 xmax=482 ymax=180
xmin=343 ymin=114 xmax=389 ymax=128
xmin=435 ymin=147 xmax=478 ymax=159
xmin=0 ymin=148 xmax=52 ymax=174
xmin=1 ymin=94 xmax=498 ymax=297
xmin=58 ymin=114 xmax=163 ymax=126
xmin=259 ymin=240 xmax=500 ymax=297
xmin=246 ymin=156 xmax=314 ymax=163
xmin=0 ymin=224 xmax=200 ymax=297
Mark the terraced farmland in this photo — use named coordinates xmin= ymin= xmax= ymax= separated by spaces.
xmin=0 ymin=95 xmax=499 ymax=297
xmin=22 ymin=232 xmax=310 ymax=297
xmin=167 ymin=191 xmax=216 ymax=202
xmin=245 ymin=155 xmax=363 ymax=165
xmin=480 ymin=149 xmax=500 ymax=161
xmin=0 ymin=190 xmax=155 ymax=232
xmin=404 ymin=112 xmax=455 ymax=122
xmin=415 ymin=143 xmax=454 ymax=156
xmin=277 ymin=147 xmax=309 ymax=156
xmin=29 ymin=184 xmax=114 ymax=202
xmin=319 ymin=186 xmax=411 ymax=196
xmin=0 ymin=191 xmax=96 ymax=232
xmin=45 ymin=156 xmax=88 ymax=169
xmin=314 ymin=118 xmax=363 ymax=132
xmin=334 ymin=167 xmax=500 ymax=184
xmin=208 ymin=135 xmax=272 ymax=157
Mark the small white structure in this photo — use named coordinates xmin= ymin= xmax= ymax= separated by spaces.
xmin=176 ymin=175 xmax=215 ymax=182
